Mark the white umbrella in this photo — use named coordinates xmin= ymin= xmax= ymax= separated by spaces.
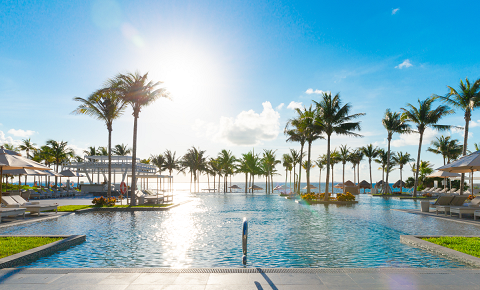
xmin=427 ymin=171 xmax=461 ymax=189
xmin=302 ymin=184 xmax=317 ymax=189
xmin=0 ymin=146 xmax=51 ymax=195
xmin=2 ymin=169 xmax=48 ymax=192
xmin=437 ymin=151 xmax=480 ymax=193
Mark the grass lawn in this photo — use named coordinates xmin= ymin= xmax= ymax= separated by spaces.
xmin=423 ymin=237 xmax=480 ymax=258
xmin=56 ymin=204 xmax=173 ymax=212
xmin=0 ymin=237 xmax=63 ymax=259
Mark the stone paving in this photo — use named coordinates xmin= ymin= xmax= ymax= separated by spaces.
xmin=1 ymin=268 xmax=480 ymax=289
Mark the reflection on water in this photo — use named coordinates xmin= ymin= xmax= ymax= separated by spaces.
xmin=0 ymin=193 xmax=478 ymax=268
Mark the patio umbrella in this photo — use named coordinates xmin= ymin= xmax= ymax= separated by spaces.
xmin=358 ymin=180 xmax=371 ymax=193
xmin=228 ymin=184 xmax=241 ymax=189
xmin=426 ymin=171 xmax=461 ymax=190
xmin=2 ymin=169 xmax=48 ymax=193
xmin=334 ymin=183 xmax=344 ymax=188
xmin=437 ymin=151 xmax=480 ymax=193
xmin=302 ymin=184 xmax=317 ymax=189
xmin=248 ymin=185 xmax=263 ymax=190
xmin=0 ymin=146 xmax=51 ymax=196
xmin=273 ymin=185 xmax=284 ymax=191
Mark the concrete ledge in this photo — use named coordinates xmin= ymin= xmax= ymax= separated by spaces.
xmin=400 ymin=235 xmax=480 ymax=268
xmin=0 ymin=235 xmax=86 ymax=269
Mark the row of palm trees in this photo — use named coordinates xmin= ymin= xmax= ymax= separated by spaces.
xmin=284 ymin=77 xmax=480 ymax=199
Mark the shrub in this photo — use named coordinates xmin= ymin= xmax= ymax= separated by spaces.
xmin=423 ymin=192 xmax=432 ymax=197
xmin=336 ymin=192 xmax=356 ymax=201
xmin=469 ymin=194 xmax=476 ymax=200
xmin=301 ymin=192 xmax=331 ymax=200
xmin=92 ymin=196 xmax=116 ymax=207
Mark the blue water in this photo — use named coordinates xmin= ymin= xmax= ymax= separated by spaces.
xmin=1 ymin=193 xmax=477 ymax=268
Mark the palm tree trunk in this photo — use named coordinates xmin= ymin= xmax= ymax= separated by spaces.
xmin=369 ymin=159 xmax=372 ymax=186
xmin=324 ymin=135 xmax=331 ymax=201
xmin=400 ymin=167 xmax=403 ymax=194
xmin=289 ymin=170 xmax=292 ymax=193
xmin=265 ymin=176 xmax=268 ymax=194
xmin=357 ymin=163 xmax=360 ymax=186
xmin=385 ymin=137 xmax=392 ymax=194
xmin=252 ymin=175 xmax=255 ymax=194
xmin=293 ymin=164 xmax=296 ymax=194
xmin=285 ymin=168 xmax=287 ymax=192
xmin=213 ymin=175 xmax=216 ymax=193
xmin=331 ymin=165 xmax=334 ymax=196
xmin=130 ymin=116 xmax=138 ymax=206
xmin=306 ymin=141 xmax=312 ymax=194
xmin=245 ymin=173 xmax=248 ymax=193
xmin=460 ymin=111 xmax=470 ymax=195
xmin=319 ymin=168 xmax=321 ymax=193
xmin=342 ymin=162 xmax=345 ymax=194
xmin=298 ymin=142 xmax=304 ymax=193
xmin=413 ymin=132 xmax=424 ymax=197
xmin=107 ymin=128 xmax=112 ymax=198
xmin=218 ymin=174 xmax=221 ymax=193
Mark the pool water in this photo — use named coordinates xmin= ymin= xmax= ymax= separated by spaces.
xmin=1 ymin=194 xmax=478 ymax=268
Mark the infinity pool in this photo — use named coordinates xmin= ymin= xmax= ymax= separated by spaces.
xmin=1 ymin=194 xmax=479 ymax=268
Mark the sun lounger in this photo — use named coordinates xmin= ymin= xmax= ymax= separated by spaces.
xmin=0 ymin=208 xmax=26 ymax=222
xmin=430 ymin=196 xmax=455 ymax=209
xmin=2 ymin=196 xmax=58 ymax=215
xmin=435 ymin=196 xmax=470 ymax=215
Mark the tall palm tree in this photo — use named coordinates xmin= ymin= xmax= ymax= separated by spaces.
xmin=109 ymin=71 xmax=169 ymax=205
xmin=162 ymin=150 xmax=179 ymax=192
xmin=217 ymin=149 xmax=236 ymax=193
xmin=374 ymin=149 xmax=388 ymax=182
xmin=329 ymin=150 xmax=340 ymax=195
xmin=382 ymin=109 xmax=410 ymax=193
xmin=313 ymin=92 xmax=365 ymax=200
xmin=282 ymin=154 xmax=293 ymax=193
xmin=349 ymin=149 xmax=363 ymax=185
xmin=401 ymin=97 xmax=454 ymax=196
xmin=361 ymin=144 xmax=378 ymax=186
xmin=150 ymin=154 xmax=165 ymax=174
xmin=73 ymin=89 xmax=127 ymax=198
xmin=392 ymin=151 xmax=414 ymax=193
xmin=289 ymin=149 xmax=301 ymax=194
xmin=113 ymin=144 xmax=132 ymax=156
xmin=436 ymin=77 xmax=480 ymax=194
xmin=285 ymin=112 xmax=307 ymax=193
xmin=338 ymin=145 xmax=350 ymax=193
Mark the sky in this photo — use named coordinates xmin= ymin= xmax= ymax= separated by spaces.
xmin=1 ymin=0 xmax=480 ymax=183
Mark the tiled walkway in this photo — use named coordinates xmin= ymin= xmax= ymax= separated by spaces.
xmin=1 ymin=268 xmax=480 ymax=289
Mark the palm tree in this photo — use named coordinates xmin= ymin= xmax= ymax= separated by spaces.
xmin=329 ymin=150 xmax=340 ymax=194
xmin=289 ymin=149 xmax=301 ymax=194
xmin=401 ymin=97 xmax=454 ymax=196
xmin=217 ymin=150 xmax=236 ymax=193
xmin=109 ymin=71 xmax=169 ymax=205
xmin=262 ymin=149 xmax=280 ymax=194
xmin=208 ymin=158 xmax=220 ymax=192
xmin=338 ymin=145 xmax=350 ymax=193
xmin=282 ymin=154 xmax=293 ymax=193
xmin=472 ymin=143 xmax=480 ymax=152
xmin=436 ymin=78 xmax=480 ymax=194
xmin=285 ymin=113 xmax=307 ymax=194
xmin=382 ymin=109 xmax=410 ymax=193
xmin=113 ymin=144 xmax=131 ymax=156
xmin=427 ymin=136 xmax=463 ymax=165
xmin=412 ymin=160 xmax=434 ymax=187
xmin=374 ymin=149 xmax=388 ymax=182
xmin=349 ymin=149 xmax=363 ymax=185
xmin=96 ymin=147 xmax=108 ymax=156
xmin=84 ymin=146 xmax=96 ymax=157
xmin=313 ymin=92 xmax=365 ymax=200
xmin=18 ymin=138 xmax=37 ymax=158
xmin=315 ymin=156 xmax=326 ymax=192
xmin=45 ymin=140 xmax=74 ymax=186
xmin=392 ymin=151 xmax=414 ymax=193
xmin=2 ymin=143 xmax=17 ymax=151
xmin=150 ymin=154 xmax=165 ymax=174
xmin=162 ymin=150 xmax=179 ymax=192
xmin=73 ymin=89 xmax=127 ymax=198
xmin=361 ymin=144 xmax=379 ymax=186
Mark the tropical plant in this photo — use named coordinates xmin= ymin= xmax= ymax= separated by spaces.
xmin=338 ymin=145 xmax=350 ymax=193
xmin=401 ymin=97 xmax=454 ymax=196
xmin=315 ymin=155 xmax=327 ymax=193
xmin=112 ymin=144 xmax=131 ymax=156
xmin=217 ymin=149 xmax=236 ymax=193
xmin=96 ymin=147 xmax=108 ymax=156
xmin=289 ymin=149 xmax=302 ymax=194
xmin=84 ymin=146 xmax=96 ymax=157
xmin=162 ymin=150 xmax=179 ymax=191
xmin=392 ymin=151 xmax=414 ymax=193
xmin=285 ymin=110 xmax=307 ymax=193
xmin=282 ymin=154 xmax=293 ymax=193
xmin=150 ymin=154 xmax=165 ymax=174
xmin=18 ymin=138 xmax=37 ymax=158
xmin=412 ymin=160 xmax=434 ymax=187
xmin=329 ymin=150 xmax=340 ymax=194
xmin=313 ymin=92 xmax=365 ymax=200
xmin=45 ymin=140 xmax=74 ymax=186
xmin=2 ymin=143 xmax=16 ymax=151
xmin=361 ymin=144 xmax=379 ymax=186
xmin=349 ymin=149 xmax=363 ymax=185
xmin=427 ymin=136 xmax=463 ymax=165
xmin=382 ymin=109 xmax=410 ymax=193
xmin=108 ymin=71 xmax=169 ymax=205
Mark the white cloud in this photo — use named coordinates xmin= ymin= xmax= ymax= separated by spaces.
xmin=68 ymin=144 xmax=86 ymax=157
xmin=7 ymin=129 xmax=36 ymax=138
xmin=392 ymin=8 xmax=400 ymax=15
xmin=276 ymin=103 xmax=284 ymax=110
xmin=193 ymin=102 xmax=281 ymax=146
xmin=0 ymin=130 xmax=21 ymax=147
xmin=395 ymin=59 xmax=413 ymax=69
xmin=305 ymin=88 xmax=326 ymax=95
xmin=391 ymin=127 xmax=437 ymax=147
xmin=470 ymin=120 xmax=480 ymax=128
xmin=451 ymin=126 xmax=471 ymax=139
xmin=287 ymin=101 xmax=303 ymax=110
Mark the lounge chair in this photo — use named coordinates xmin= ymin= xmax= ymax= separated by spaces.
xmin=143 ymin=190 xmax=164 ymax=204
xmin=435 ymin=196 xmax=470 ymax=215
xmin=430 ymin=196 xmax=455 ymax=209
xmin=2 ymin=196 xmax=58 ymax=215
xmin=0 ymin=208 xmax=26 ymax=222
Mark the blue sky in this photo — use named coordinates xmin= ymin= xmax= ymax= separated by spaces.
xmin=1 ymin=0 xmax=480 ymax=183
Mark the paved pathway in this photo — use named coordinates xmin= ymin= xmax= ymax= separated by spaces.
xmin=1 ymin=268 xmax=480 ymax=289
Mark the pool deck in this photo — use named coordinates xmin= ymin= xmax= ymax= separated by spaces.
xmin=1 ymin=268 xmax=480 ymax=289
xmin=393 ymin=209 xmax=480 ymax=227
